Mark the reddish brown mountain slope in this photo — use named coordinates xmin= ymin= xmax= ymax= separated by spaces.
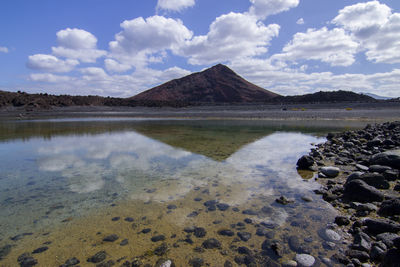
xmin=130 ymin=64 xmax=280 ymax=104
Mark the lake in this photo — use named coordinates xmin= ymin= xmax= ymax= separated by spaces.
xmin=0 ymin=118 xmax=368 ymax=266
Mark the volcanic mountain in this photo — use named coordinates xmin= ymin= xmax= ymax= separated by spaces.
xmin=130 ymin=64 xmax=280 ymax=105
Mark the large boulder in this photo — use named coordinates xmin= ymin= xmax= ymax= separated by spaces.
xmin=370 ymin=150 xmax=400 ymax=169
xmin=363 ymin=218 xmax=400 ymax=235
xmin=378 ymin=198 xmax=400 ymax=217
xmin=359 ymin=173 xmax=390 ymax=189
xmin=297 ymin=155 xmax=314 ymax=169
xmin=343 ymin=179 xmax=384 ymax=203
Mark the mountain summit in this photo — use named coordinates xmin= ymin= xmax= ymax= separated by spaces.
xmin=130 ymin=64 xmax=280 ymax=105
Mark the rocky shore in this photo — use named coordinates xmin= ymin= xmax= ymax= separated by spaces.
xmin=297 ymin=121 xmax=400 ymax=267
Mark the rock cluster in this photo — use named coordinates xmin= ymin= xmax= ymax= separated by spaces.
xmin=297 ymin=121 xmax=400 ymax=266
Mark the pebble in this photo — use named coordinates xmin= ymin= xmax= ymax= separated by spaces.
xmin=295 ymin=254 xmax=315 ymax=267
xmin=87 ymin=251 xmax=107 ymax=263
xmin=32 ymin=246 xmax=48 ymax=254
xmin=119 ymin=239 xmax=128 ymax=246
xmin=167 ymin=204 xmax=177 ymax=210
xmin=217 ymin=229 xmax=234 ymax=236
xmin=141 ymin=228 xmax=151 ymax=234
xmin=202 ymin=238 xmax=221 ymax=249
xmin=154 ymin=243 xmax=169 ymax=256
xmin=237 ymin=232 xmax=251 ymax=242
xmin=103 ymin=234 xmax=119 ymax=242
xmin=189 ymin=258 xmax=204 ymax=267
xmin=151 ymin=235 xmax=166 ymax=242
xmin=124 ymin=217 xmax=134 ymax=222
xmin=111 ymin=216 xmax=120 ymax=221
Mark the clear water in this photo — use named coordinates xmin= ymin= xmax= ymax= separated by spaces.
xmin=0 ymin=119 xmax=367 ymax=266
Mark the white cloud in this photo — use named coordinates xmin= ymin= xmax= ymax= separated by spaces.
xmin=273 ymin=27 xmax=359 ymax=67
xmin=0 ymin=46 xmax=8 ymax=53
xmin=52 ymin=28 xmax=106 ymax=63
xmin=178 ymin=12 xmax=280 ymax=65
xmin=109 ymin=16 xmax=193 ymax=67
xmin=249 ymin=0 xmax=299 ymax=20
xmin=156 ymin=0 xmax=195 ymax=12
xmin=296 ymin=18 xmax=304 ymax=25
xmin=29 ymin=73 xmax=73 ymax=83
xmin=333 ymin=1 xmax=400 ymax=64
xmin=104 ymin=59 xmax=132 ymax=73
xmin=332 ymin=1 xmax=391 ymax=38
xmin=229 ymin=58 xmax=400 ymax=97
xmin=27 ymin=54 xmax=79 ymax=72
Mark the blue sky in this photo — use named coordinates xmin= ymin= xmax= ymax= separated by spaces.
xmin=1 ymin=0 xmax=400 ymax=97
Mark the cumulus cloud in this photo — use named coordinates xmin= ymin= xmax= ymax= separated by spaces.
xmin=178 ymin=12 xmax=280 ymax=65
xmin=52 ymin=28 xmax=106 ymax=63
xmin=333 ymin=1 xmax=400 ymax=64
xmin=109 ymin=16 xmax=193 ymax=67
xmin=332 ymin=1 xmax=391 ymax=38
xmin=273 ymin=27 xmax=358 ymax=66
xmin=27 ymin=54 xmax=79 ymax=72
xmin=296 ymin=18 xmax=304 ymax=25
xmin=0 ymin=46 xmax=8 ymax=53
xmin=104 ymin=59 xmax=132 ymax=73
xmin=249 ymin=0 xmax=299 ymax=20
xmin=229 ymin=58 xmax=400 ymax=97
xmin=156 ymin=0 xmax=195 ymax=12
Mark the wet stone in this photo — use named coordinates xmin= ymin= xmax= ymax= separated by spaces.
xmin=238 ymin=246 xmax=252 ymax=255
xmin=18 ymin=254 xmax=38 ymax=267
xmin=103 ymin=234 xmax=119 ymax=242
xmin=194 ymin=227 xmax=206 ymax=238
xmin=295 ymin=254 xmax=315 ymax=267
xmin=61 ymin=257 xmax=80 ymax=266
xmin=218 ymin=229 xmax=234 ymax=236
xmin=202 ymin=238 xmax=221 ymax=249
xmin=335 ymin=216 xmax=350 ymax=226
xmin=124 ymin=217 xmax=134 ymax=222
xmin=151 ymin=235 xmax=166 ymax=242
xmin=167 ymin=204 xmax=177 ymax=210
xmin=189 ymin=258 xmax=204 ymax=267
xmin=154 ymin=243 xmax=169 ymax=256
xmin=187 ymin=211 xmax=199 ymax=217
xmin=119 ymin=239 xmax=128 ymax=246
xmin=216 ymin=203 xmax=229 ymax=211
xmin=194 ymin=197 xmax=202 ymax=202
xmin=318 ymin=228 xmax=341 ymax=242
xmin=111 ymin=217 xmax=120 ymax=221
xmin=244 ymin=218 xmax=252 ymax=224
xmin=237 ymin=232 xmax=251 ymax=242
xmin=87 ymin=251 xmax=107 ymax=263
xmin=288 ymin=236 xmax=311 ymax=254
xmin=141 ymin=228 xmax=151 ymax=234
xmin=242 ymin=209 xmax=257 ymax=215
xmin=32 ymin=246 xmax=48 ymax=254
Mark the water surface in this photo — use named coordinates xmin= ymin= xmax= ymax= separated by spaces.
xmin=0 ymin=119 xmax=366 ymax=266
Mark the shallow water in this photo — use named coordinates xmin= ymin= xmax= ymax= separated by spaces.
xmin=0 ymin=119 xmax=367 ymax=266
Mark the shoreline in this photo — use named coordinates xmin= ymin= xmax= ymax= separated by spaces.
xmin=1 ymin=102 xmax=400 ymax=122
xmin=297 ymin=121 xmax=400 ymax=266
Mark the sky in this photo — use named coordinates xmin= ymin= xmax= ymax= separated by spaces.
xmin=1 ymin=0 xmax=400 ymax=97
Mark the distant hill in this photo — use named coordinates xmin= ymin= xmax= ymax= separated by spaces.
xmin=273 ymin=90 xmax=376 ymax=104
xmin=361 ymin=92 xmax=392 ymax=100
xmin=130 ymin=64 xmax=280 ymax=106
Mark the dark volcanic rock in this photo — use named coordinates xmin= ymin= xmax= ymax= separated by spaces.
xmin=343 ymin=179 xmax=384 ymax=202
xmin=194 ymin=227 xmax=207 ymax=238
xmin=363 ymin=218 xmax=400 ymax=235
xmin=87 ymin=251 xmax=107 ymax=263
xmin=151 ymin=235 xmax=166 ymax=242
xmin=32 ymin=246 xmax=48 ymax=254
xmin=217 ymin=229 xmax=234 ymax=236
xmin=358 ymin=173 xmax=390 ymax=189
xmin=154 ymin=243 xmax=169 ymax=256
xmin=202 ymin=238 xmax=221 ymax=249
xmin=103 ymin=234 xmax=119 ymax=242
xmin=378 ymin=198 xmax=400 ymax=216
xmin=237 ymin=232 xmax=251 ymax=242
xmin=297 ymin=155 xmax=314 ymax=169
xmin=370 ymin=150 xmax=400 ymax=169
xmin=382 ymin=248 xmax=400 ymax=267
